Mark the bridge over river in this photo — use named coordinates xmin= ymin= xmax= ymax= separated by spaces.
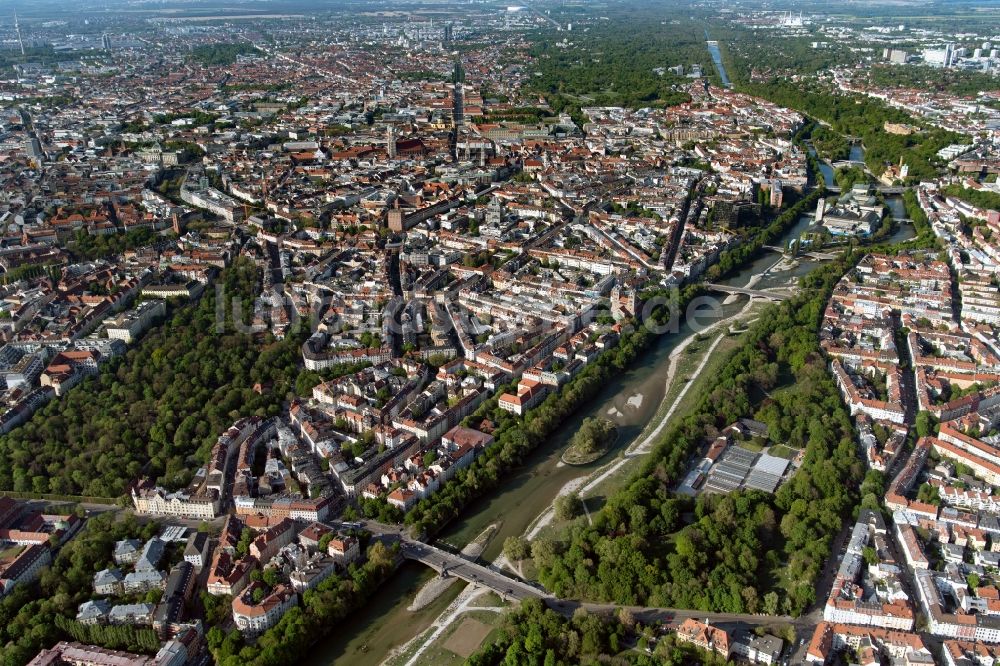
xmin=762 ymin=245 xmax=840 ymax=261
xmin=830 ymin=160 xmax=867 ymax=169
xmin=705 ymin=284 xmax=793 ymax=301
xmin=400 ymin=539 xmax=546 ymax=602
xmin=359 ymin=520 xmax=810 ymax=632
xmin=825 ymin=185 xmax=909 ymax=195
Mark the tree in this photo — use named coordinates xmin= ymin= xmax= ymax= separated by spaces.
xmin=262 ymin=568 xmax=280 ymax=587
xmin=763 ymin=591 xmax=780 ymax=616
xmin=503 ymin=536 xmax=531 ymax=562
xmin=916 ymin=411 xmax=937 ymax=438
xmin=531 ymin=538 xmax=557 ymax=566
xmin=554 ymin=493 xmax=583 ymax=521
xmin=236 ymin=528 xmax=254 ymax=557
xmin=917 ymin=483 xmax=941 ymax=506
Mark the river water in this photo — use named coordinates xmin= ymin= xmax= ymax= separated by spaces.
xmin=306 ymin=296 xmax=751 ymax=665
xmin=308 ymin=207 xmax=918 ymax=666
xmin=302 ymin=561 xmax=465 ymax=666
xmin=706 ymin=40 xmax=732 ymax=88
xmin=306 ymin=205 xmax=838 ymax=664
xmin=818 ymin=159 xmax=835 ymax=186
xmin=849 ymin=142 xmax=865 ymax=163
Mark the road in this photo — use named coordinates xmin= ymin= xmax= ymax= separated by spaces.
xmin=25 ymin=499 xmax=120 ymax=516
xmin=825 ymin=185 xmax=909 ymax=195
xmin=360 ymin=519 xmax=543 ymax=601
xmin=252 ymin=42 xmax=358 ymax=88
xmin=400 ymin=540 xmax=545 ymax=602
xmin=26 ymin=499 xmax=230 ymax=532
xmin=705 ymin=283 xmax=792 ymax=301
xmin=549 ymin=599 xmax=809 ymax=633
xmin=662 ymin=188 xmax=696 ymax=271
xmin=360 ymin=518 xmax=819 ymax=647
xmin=522 ymin=1 xmax=562 ymax=30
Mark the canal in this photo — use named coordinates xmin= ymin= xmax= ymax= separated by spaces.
xmin=704 ymin=30 xmax=732 ymax=88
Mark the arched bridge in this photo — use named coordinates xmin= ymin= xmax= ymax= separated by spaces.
xmin=762 ymin=246 xmax=840 ymax=261
xmin=706 ymin=284 xmax=793 ymax=301
xmin=400 ymin=540 xmax=547 ymax=602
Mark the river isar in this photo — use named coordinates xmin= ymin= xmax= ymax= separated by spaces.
xmin=306 ymin=211 xmax=841 ymax=665
xmin=806 ymin=142 xmax=915 ymax=246
xmin=704 ymin=31 xmax=732 ymax=88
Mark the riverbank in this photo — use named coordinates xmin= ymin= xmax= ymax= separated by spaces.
xmin=309 ymin=201 xmax=836 ymax=664
xmin=526 ymin=294 xmax=758 ymax=540
xmin=376 ymin=299 xmax=764 ymax=665
xmin=408 ymin=523 xmax=498 ymax=612
xmin=390 ymin=241 xmax=797 ymax=663
xmin=560 ymin=420 xmax=617 ymax=466
xmin=322 ymin=186 xmax=928 ymax=662
xmin=300 ymin=562 xmax=467 ymax=666
xmin=389 ymin=586 xmax=506 ymax=666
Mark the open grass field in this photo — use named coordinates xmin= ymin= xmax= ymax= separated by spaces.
xmin=443 ymin=617 xmax=494 ymax=659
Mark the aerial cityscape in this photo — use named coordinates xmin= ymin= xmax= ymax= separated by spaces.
xmin=2 ymin=0 xmax=1000 ymax=664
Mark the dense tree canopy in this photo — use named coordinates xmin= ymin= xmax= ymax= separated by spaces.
xmin=68 ymin=227 xmax=164 ymax=261
xmin=866 ymin=64 xmax=1000 ymax=97
xmin=742 ymin=80 xmax=965 ymax=181
xmin=466 ymin=598 xmax=727 ymax=666
xmin=526 ymin=18 xmax=708 ymax=123
xmin=0 ymin=512 xmax=160 ymax=664
xmin=535 ymin=254 xmax=868 ymax=616
xmin=190 ymin=43 xmax=260 ymax=66
xmin=0 ymin=258 xmax=304 ymax=497
xmin=941 ymin=183 xmax=1000 ymax=212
